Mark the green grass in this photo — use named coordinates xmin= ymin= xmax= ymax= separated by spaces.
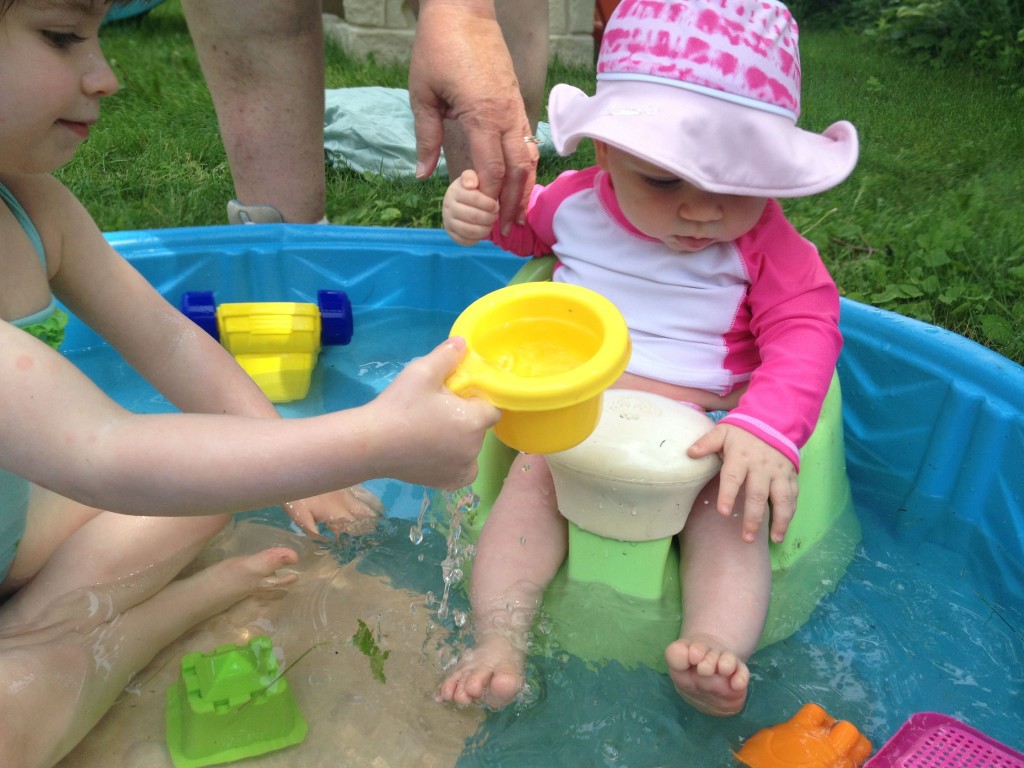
xmin=58 ymin=3 xmax=1023 ymax=364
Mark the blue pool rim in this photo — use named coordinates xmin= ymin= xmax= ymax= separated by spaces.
xmin=91 ymin=223 xmax=1024 ymax=604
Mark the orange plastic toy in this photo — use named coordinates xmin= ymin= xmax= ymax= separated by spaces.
xmin=736 ymin=703 xmax=873 ymax=768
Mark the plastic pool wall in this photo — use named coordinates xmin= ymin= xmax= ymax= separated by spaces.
xmin=64 ymin=225 xmax=1024 ymax=761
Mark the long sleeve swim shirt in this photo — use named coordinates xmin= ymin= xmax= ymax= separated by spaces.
xmin=487 ymin=167 xmax=843 ymax=470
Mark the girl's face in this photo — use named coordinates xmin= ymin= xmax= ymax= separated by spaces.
xmin=595 ymin=142 xmax=768 ymax=253
xmin=0 ymin=0 xmax=119 ymax=174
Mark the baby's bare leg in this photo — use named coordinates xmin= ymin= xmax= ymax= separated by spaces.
xmin=665 ymin=479 xmax=771 ymax=716
xmin=436 ymin=453 xmax=565 ymax=709
xmin=0 ymin=546 xmax=298 ymax=768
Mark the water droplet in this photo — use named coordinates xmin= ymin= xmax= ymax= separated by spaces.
xmin=600 ymin=741 xmax=621 ymax=760
xmin=409 ymin=524 xmax=424 ymax=545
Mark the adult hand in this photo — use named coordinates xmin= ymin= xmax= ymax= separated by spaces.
xmin=410 ymin=0 xmax=539 ymax=233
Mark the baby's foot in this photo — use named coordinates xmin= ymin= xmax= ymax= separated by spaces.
xmin=435 ymin=634 xmax=525 ymax=709
xmin=665 ymin=635 xmax=750 ymax=716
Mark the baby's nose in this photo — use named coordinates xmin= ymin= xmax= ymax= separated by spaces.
xmin=678 ymin=193 xmax=722 ymax=223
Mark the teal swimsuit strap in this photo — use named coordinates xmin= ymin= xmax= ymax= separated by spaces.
xmin=1 ymin=180 xmax=67 ymax=350
xmin=0 ymin=181 xmax=47 ymax=268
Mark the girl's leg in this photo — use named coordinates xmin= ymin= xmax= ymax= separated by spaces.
xmin=436 ymin=452 xmax=566 ymax=708
xmin=0 ymin=484 xmax=230 ymax=629
xmin=0 ymin=546 xmax=299 ymax=768
xmin=665 ymin=478 xmax=771 ymax=716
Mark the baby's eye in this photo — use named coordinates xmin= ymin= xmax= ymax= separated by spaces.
xmin=43 ymin=30 xmax=87 ymax=48
xmin=642 ymin=176 xmax=681 ymax=190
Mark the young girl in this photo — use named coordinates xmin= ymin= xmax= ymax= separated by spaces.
xmin=436 ymin=0 xmax=858 ymax=716
xmin=0 ymin=2 xmax=498 ymax=766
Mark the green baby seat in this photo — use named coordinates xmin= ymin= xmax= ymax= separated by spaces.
xmin=461 ymin=256 xmax=860 ymax=670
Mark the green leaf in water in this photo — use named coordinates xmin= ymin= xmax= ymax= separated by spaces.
xmin=351 ymin=618 xmax=390 ymax=684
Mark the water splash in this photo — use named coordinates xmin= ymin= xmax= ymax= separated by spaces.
xmin=409 ymin=487 xmax=479 ymax=626
xmin=436 ymin=488 xmax=478 ymax=621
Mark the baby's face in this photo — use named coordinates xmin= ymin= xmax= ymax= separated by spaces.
xmin=595 ymin=142 xmax=767 ymax=253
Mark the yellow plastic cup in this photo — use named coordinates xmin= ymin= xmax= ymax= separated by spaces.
xmin=447 ymin=282 xmax=631 ymax=453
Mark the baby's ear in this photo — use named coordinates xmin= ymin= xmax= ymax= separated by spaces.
xmin=592 ymin=139 xmax=610 ymax=169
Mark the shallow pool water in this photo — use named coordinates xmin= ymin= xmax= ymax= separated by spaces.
xmin=67 ymin=302 xmax=1023 ymax=766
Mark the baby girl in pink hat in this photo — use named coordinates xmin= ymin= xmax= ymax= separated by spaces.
xmin=438 ymin=0 xmax=858 ymax=716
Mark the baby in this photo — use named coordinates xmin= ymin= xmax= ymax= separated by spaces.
xmin=437 ymin=0 xmax=858 ymax=715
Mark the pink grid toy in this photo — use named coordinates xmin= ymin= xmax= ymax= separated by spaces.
xmin=865 ymin=713 xmax=1024 ymax=768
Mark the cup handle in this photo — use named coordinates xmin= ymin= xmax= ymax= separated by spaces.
xmin=445 ymin=346 xmax=483 ymax=399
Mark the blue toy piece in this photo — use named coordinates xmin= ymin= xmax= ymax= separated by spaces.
xmin=179 ymin=289 xmax=353 ymax=403
xmin=180 ymin=291 xmax=219 ymax=340
xmin=179 ymin=290 xmax=353 ymax=348
xmin=317 ymin=289 xmax=354 ymax=346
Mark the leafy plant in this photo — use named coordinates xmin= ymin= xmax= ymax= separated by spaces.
xmin=351 ymin=619 xmax=390 ymax=684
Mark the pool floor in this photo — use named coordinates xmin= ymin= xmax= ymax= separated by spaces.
xmin=64 ymin=305 xmax=1024 ymax=766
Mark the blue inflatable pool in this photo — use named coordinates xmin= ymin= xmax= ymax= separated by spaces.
xmin=66 ymin=225 xmax=1023 ymax=764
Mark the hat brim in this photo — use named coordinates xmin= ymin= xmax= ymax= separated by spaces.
xmin=549 ymin=81 xmax=858 ymax=198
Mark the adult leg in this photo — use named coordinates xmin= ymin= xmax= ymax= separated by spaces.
xmin=181 ymin=0 xmax=327 ymax=223
xmin=436 ymin=452 xmax=565 ymax=708
xmin=665 ymin=479 xmax=771 ymax=716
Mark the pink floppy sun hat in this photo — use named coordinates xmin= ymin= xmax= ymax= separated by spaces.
xmin=549 ymin=0 xmax=859 ymax=198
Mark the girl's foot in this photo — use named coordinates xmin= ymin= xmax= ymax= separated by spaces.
xmin=0 ymin=547 xmax=299 ymax=768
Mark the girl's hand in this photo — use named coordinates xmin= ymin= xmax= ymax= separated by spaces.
xmin=443 ymin=170 xmax=500 ymax=246
xmin=368 ymin=337 xmax=501 ymax=489
xmin=282 ymin=485 xmax=384 ymax=539
xmin=688 ymin=423 xmax=798 ymax=544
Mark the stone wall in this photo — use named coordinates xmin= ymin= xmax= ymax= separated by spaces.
xmin=322 ymin=0 xmax=595 ymax=68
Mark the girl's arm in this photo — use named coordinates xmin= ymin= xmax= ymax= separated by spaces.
xmin=30 ymin=174 xmax=376 ymax=534
xmin=0 ymin=322 xmax=496 ymax=515
xmin=2 ymin=175 xmax=499 ymax=519
xmin=37 ymin=177 xmax=279 ymax=419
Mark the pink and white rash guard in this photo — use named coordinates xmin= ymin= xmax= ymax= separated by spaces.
xmin=489 ymin=167 xmax=843 ymax=469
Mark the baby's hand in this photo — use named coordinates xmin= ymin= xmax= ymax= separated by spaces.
xmin=282 ymin=485 xmax=383 ymax=539
xmin=443 ymin=170 xmax=500 ymax=246
xmin=370 ymin=337 xmax=501 ymax=489
xmin=688 ymin=423 xmax=797 ymax=544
